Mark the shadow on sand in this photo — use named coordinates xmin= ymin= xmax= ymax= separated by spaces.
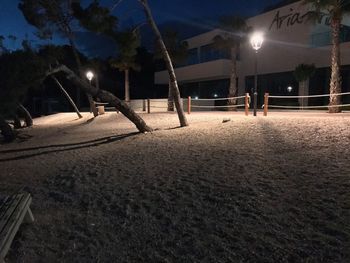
xmin=0 ymin=132 xmax=139 ymax=162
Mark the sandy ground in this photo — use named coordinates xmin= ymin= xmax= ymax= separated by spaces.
xmin=0 ymin=111 xmax=350 ymax=263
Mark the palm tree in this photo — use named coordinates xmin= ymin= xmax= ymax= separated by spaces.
xmin=294 ymin=63 xmax=316 ymax=108
xmin=155 ymin=29 xmax=188 ymax=111
xmin=110 ymin=30 xmax=141 ymax=103
xmin=213 ymin=16 xmax=249 ymax=109
xmin=303 ymin=0 xmax=350 ymax=113
xmin=138 ymin=0 xmax=188 ymax=127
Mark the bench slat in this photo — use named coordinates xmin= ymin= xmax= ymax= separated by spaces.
xmin=0 ymin=197 xmax=10 ymax=215
xmin=0 ymin=195 xmax=23 ymax=232
xmin=0 ymin=194 xmax=32 ymax=261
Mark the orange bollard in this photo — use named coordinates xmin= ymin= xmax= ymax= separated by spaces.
xmin=147 ymin=98 xmax=150 ymax=114
xmin=245 ymin=93 xmax=250 ymax=116
xmin=264 ymin=93 xmax=269 ymax=116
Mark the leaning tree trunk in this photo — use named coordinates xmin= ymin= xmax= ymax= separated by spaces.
xmin=47 ymin=65 xmax=153 ymax=133
xmin=18 ymin=103 xmax=33 ymax=127
xmin=329 ymin=17 xmax=342 ymax=113
xmin=139 ymin=0 xmax=188 ymax=127
xmin=67 ymin=34 xmax=98 ymax=117
xmin=51 ymin=76 xmax=83 ymax=119
xmin=167 ymin=79 xmax=175 ymax=111
xmin=228 ymin=46 xmax=238 ymax=110
xmin=0 ymin=115 xmax=15 ymax=142
xmin=125 ymin=69 xmax=130 ymax=103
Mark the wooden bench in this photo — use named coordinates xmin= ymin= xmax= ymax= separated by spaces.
xmin=0 ymin=193 xmax=34 ymax=263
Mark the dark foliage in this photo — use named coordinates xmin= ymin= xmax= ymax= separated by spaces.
xmin=72 ymin=1 xmax=118 ymax=35
xmin=0 ymin=50 xmax=46 ymax=116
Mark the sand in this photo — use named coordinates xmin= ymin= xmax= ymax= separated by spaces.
xmin=0 ymin=111 xmax=349 ymax=262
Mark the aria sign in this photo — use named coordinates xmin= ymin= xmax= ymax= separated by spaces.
xmin=269 ymin=10 xmax=331 ymax=31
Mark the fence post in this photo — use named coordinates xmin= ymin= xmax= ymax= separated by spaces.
xmin=188 ymin=96 xmax=191 ymax=114
xmin=245 ymin=93 xmax=249 ymax=116
xmin=264 ymin=93 xmax=269 ymax=116
xmin=147 ymin=98 xmax=150 ymax=114
xmin=142 ymin=99 xmax=146 ymax=112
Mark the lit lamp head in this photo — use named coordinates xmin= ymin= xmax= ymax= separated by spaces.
xmin=250 ymin=32 xmax=264 ymax=51
xmin=86 ymin=71 xmax=94 ymax=81
xmin=287 ymin=86 xmax=293 ymax=93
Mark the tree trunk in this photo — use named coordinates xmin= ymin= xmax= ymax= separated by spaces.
xmin=125 ymin=69 xmax=130 ymax=103
xmin=167 ymin=79 xmax=174 ymax=111
xmin=305 ymin=79 xmax=310 ymax=107
xmin=139 ymin=0 xmax=188 ymax=127
xmin=13 ymin=115 xmax=22 ymax=129
xmin=298 ymin=79 xmax=309 ymax=109
xmin=0 ymin=115 xmax=15 ymax=142
xmin=52 ymin=76 xmax=83 ymax=119
xmin=228 ymin=46 xmax=238 ymax=110
xmin=329 ymin=17 xmax=342 ymax=113
xmin=18 ymin=103 xmax=33 ymax=127
xmin=68 ymin=35 xmax=98 ymax=117
xmin=47 ymin=65 xmax=153 ymax=133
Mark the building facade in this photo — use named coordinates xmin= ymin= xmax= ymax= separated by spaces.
xmin=155 ymin=1 xmax=350 ymax=106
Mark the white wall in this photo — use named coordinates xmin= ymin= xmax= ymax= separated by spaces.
xmin=185 ymin=29 xmax=225 ymax=49
xmin=155 ymin=59 xmax=232 ymax=84
xmin=155 ymin=0 xmax=350 ymax=95
xmin=238 ymin=1 xmax=350 ymax=94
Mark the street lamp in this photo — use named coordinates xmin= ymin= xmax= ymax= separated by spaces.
xmin=86 ymin=71 xmax=94 ymax=85
xmin=250 ymin=32 xmax=264 ymax=116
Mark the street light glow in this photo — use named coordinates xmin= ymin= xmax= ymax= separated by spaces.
xmin=214 ymin=94 xmax=218 ymax=98
xmin=86 ymin=71 xmax=94 ymax=81
xmin=250 ymin=31 xmax=264 ymax=117
xmin=287 ymin=86 xmax=293 ymax=93
xmin=250 ymin=32 xmax=264 ymax=51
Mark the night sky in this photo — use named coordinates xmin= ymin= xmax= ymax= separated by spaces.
xmin=0 ymin=0 xmax=281 ymax=54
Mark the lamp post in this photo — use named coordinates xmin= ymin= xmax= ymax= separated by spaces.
xmin=250 ymin=32 xmax=264 ymax=116
xmin=86 ymin=71 xmax=94 ymax=85
xmin=86 ymin=71 xmax=95 ymax=114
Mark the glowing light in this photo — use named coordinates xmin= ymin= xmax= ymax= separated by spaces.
xmin=214 ymin=94 xmax=218 ymax=98
xmin=194 ymin=96 xmax=199 ymax=100
xmin=250 ymin=32 xmax=264 ymax=51
xmin=86 ymin=71 xmax=94 ymax=81
xmin=287 ymin=86 xmax=293 ymax=93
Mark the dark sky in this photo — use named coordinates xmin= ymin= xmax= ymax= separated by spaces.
xmin=0 ymin=0 xmax=280 ymax=52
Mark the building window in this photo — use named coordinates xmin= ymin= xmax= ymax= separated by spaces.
xmin=311 ymin=31 xmax=331 ymax=47
xmin=200 ymin=43 xmax=230 ymax=63
xmin=186 ymin=48 xmax=199 ymax=66
xmin=341 ymin=25 xmax=350 ymax=43
xmin=311 ymin=25 xmax=350 ymax=47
